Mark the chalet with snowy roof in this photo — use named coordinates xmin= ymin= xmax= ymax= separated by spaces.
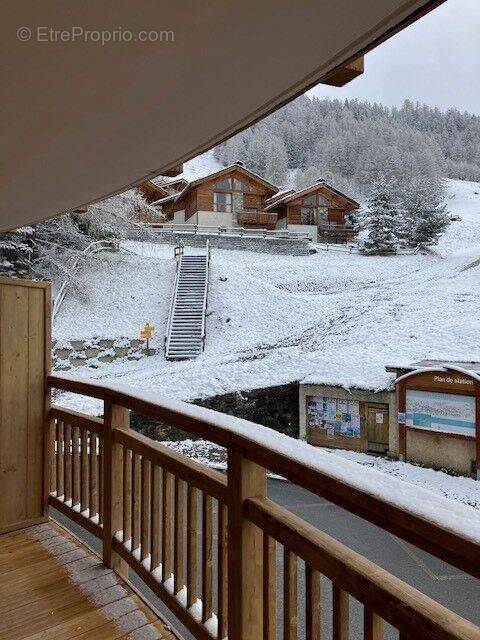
xmin=136 ymin=179 xmax=169 ymax=204
xmin=265 ymin=180 xmax=359 ymax=242
xmin=135 ymin=177 xmax=188 ymax=222
xmin=159 ymin=162 xmax=279 ymax=229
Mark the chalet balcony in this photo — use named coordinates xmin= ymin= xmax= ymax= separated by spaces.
xmin=235 ymin=210 xmax=278 ymax=229
xmin=318 ymin=223 xmax=357 ymax=243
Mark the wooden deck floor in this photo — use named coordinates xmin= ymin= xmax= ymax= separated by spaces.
xmin=0 ymin=522 xmax=178 ymax=640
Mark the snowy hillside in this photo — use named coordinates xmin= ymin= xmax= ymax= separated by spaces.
xmin=55 ymin=178 xmax=480 ymax=413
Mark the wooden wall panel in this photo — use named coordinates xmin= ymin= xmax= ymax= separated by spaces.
xmin=287 ymin=206 xmax=301 ymax=224
xmin=328 ymin=208 xmax=347 ymax=224
xmin=196 ymin=189 xmax=214 ymax=212
xmin=243 ymin=194 xmax=263 ymax=210
xmin=0 ymin=278 xmax=51 ymax=534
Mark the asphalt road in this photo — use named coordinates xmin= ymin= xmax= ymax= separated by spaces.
xmin=53 ymin=478 xmax=480 ymax=639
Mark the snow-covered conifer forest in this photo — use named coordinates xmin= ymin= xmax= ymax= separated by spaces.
xmin=214 ymin=96 xmax=480 ymax=191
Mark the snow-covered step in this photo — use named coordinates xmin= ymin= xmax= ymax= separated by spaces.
xmin=165 ymin=247 xmax=210 ymax=361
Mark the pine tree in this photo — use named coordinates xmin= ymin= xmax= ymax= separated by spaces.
xmin=264 ymin=136 xmax=289 ymax=185
xmin=358 ymin=175 xmax=401 ymax=255
xmin=402 ymin=178 xmax=450 ymax=249
xmin=0 ymin=227 xmax=34 ymax=278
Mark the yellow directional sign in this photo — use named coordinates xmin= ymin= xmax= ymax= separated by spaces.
xmin=140 ymin=322 xmax=155 ymax=340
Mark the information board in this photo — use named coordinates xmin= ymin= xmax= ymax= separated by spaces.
xmin=405 ymin=389 xmax=476 ymax=437
xmin=307 ymin=396 xmax=361 ymax=438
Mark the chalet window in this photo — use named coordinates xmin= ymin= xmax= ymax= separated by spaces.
xmin=214 ymin=178 xmax=232 ymax=191
xmin=301 ymin=207 xmax=316 ymax=225
xmin=214 ymin=192 xmax=232 ymax=212
xmin=300 ymin=193 xmax=332 ymax=225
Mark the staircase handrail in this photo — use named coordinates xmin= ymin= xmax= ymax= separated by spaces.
xmin=201 ymin=240 xmax=210 ymax=350
xmin=165 ymin=253 xmax=182 ymax=352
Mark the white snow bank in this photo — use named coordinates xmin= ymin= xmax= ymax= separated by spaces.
xmin=54 ymin=373 xmax=480 ymax=545
xmin=53 ymin=178 xmax=480 ymax=404
xmin=55 ymin=250 xmax=175 ymax=340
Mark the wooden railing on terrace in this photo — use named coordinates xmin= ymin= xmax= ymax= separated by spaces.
xmin=47 ymin=374 xmax=480 ymax=640
xmin=235 ymin=210 xmax=278 ymax=229
xmin=318 ymin=225 xmax=357 ymax=244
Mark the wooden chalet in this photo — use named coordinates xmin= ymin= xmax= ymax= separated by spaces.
xmin=160 ymin=163 xmax=279 ymax=229
xmin=265 ymin=180 xmax=360 ymax=242
xmin=134 ymin=178 xmax=188 ymax=223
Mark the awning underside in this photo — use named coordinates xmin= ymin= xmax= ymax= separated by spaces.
xmin=1 ymin=0 xmax=442 ymax=231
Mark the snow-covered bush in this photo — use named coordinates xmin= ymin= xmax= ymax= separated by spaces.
xmin=0 ymin=187 xmax=162 ymax=288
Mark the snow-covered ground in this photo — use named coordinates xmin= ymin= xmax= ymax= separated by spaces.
xmin=51 ymin=176 xmax=480 ymax=536
xmin=55 ymin=177 xmax=480 ymax=411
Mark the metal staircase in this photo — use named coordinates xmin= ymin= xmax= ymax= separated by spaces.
xmin=165 ymin=242 xmax=210 ymax=360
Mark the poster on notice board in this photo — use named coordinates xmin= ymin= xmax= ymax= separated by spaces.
xmin=307 ymin=396 xmax=361 ymax=438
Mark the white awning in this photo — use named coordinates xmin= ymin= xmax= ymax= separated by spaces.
xmin=1 ymin=0 xmax=442 ymax=230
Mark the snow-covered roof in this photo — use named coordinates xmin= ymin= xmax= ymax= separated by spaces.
xmin=264 ymin=188 xmax=296 ymax=208
xmin=265 ymin=180 xmax=359 ymax=211
xmin=158 ymin=161 xmax=279 ymax=207
xmin=386 ymin=359 xmax=480 ymax=376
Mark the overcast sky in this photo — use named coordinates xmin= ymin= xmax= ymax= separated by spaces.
xmin=309 ymin=0 xmax=480 ymax=114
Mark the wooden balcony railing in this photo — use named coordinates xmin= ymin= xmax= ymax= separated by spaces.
xmin=318 ymin=225 xmax=357 ymax=243
xmin=47 ymin=374 xmax=480 ymax=640
xmin=235 ymin=210 xmax=278 ymax=229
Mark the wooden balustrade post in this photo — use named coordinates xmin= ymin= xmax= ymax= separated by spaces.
xmin=227 ymin=446 xmax=267 ymax=640
xmin=103 ymin=400 xmax=130 ymax=577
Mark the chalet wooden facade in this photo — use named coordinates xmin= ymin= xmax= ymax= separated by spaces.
xmin=134 ymin=178 xmax=188 ymax=223
xmin=157 ymin=169 xmax=359 ymax=241
xmin=160 ymin=163 xmax=279 ymax=228
xmin=265 ymin=181 xmax=360 ymax=242
xmin=137 ymin=177 xmax=188 ymax=204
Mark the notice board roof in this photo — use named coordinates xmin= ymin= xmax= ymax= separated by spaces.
xmin=386 ymin=360 xmax=480 ymax=377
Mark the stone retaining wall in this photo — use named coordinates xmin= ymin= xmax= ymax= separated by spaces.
xmin=151 ymin=231 xmax=310 ymax=256
xmin=53 ymin=337 xmax=159 ymax=370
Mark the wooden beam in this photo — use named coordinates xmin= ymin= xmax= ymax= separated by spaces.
xmin=321 ymin=56 xmax=364 ymax=87
xmin=227 ymin=447 xmax=266 ymax=640
xmin=162 ymin=164 xmax=183 ymax=177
